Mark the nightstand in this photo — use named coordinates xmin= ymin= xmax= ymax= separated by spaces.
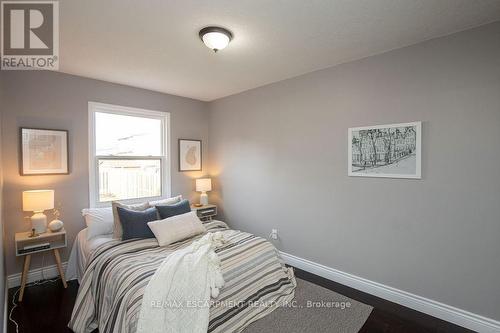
xmin=15 ymin=229 xmax=68 ymax=301
xmin=191 ymin=204 xmax=217 ymax=222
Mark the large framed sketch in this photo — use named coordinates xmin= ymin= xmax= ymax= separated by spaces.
xmin=348 ymin=122 xmax=421 ymax=179
xmin=20 ymin=127 xmax=69 ymax=175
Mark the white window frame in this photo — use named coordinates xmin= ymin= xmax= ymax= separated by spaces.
xmin=88 ymin=102 xmax=171 ymax=207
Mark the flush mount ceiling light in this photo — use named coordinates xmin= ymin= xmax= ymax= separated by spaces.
xmin=199 ymin=26 xmax=233 ymax=52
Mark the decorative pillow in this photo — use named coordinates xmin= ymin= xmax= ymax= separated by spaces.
xmin=112 ymin=201 xmax=150 ymax=239
xmin=116 ymin=207 xmax=158 ymax=240
xmin=148 ymin=211 xmax=205 ymax=247
xmin=148 ymin=195 xmax=182 ymax=207
xmin=156 ymin=199 xmax=191 ymax=219
xmin=82 ymin=207 xmax=114 ymax=240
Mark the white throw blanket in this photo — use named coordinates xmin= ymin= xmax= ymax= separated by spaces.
xmin=136 ymin=232 xmax=226 ymax=333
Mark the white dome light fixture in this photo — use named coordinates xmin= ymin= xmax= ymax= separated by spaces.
xmin=199 ymin=26 xmax=233 ymax=52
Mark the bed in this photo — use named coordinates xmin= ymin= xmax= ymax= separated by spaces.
xmin=68 ymin=220 xmax=296 ymax=333
xmin=65 ymin=228 xmax=114 ymax=283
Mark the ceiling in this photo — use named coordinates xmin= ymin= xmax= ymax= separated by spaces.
xmin=59 ymin=0 xmax=500 ymax=101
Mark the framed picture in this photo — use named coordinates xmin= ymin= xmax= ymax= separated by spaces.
xmin=20 ymin=128 xmax=69 ymax=175
xmin=178 ymin=139 xmax=202 ymax=171
xmin=348 ymin=121 xmax=421 ymax=179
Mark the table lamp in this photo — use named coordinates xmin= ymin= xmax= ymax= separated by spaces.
xmin=195 ymin=178 xmax=212 ymax=206
xmin=22 ymin=190 xmax=54 ymax=235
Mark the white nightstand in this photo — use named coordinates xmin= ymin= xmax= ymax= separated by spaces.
xmin=191 ymin=204 xmax=217 ymax=222
xmin=15 ymin=229 xmax=68 ymax=301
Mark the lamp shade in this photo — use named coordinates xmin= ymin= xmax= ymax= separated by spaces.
xmin=22 ymin=190 xmax=54 ymax=212
xmin=196 ymin=178 xmax=212 ymax=192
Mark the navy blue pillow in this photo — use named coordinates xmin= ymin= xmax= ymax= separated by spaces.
xmin=156 ymin=199 xmax=191 ymax=219
xmin=117 ymin=207 xmax=158 ymax=240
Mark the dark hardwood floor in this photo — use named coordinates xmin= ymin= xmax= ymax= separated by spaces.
xmin=7 ymin=269 xmax=474 ymax=333
xmin=7 ymin=279 xmax=78 ymax=333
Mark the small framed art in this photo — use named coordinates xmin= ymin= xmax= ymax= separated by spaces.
xmin=20 ymin=127 xmax=69 ymax=175
xmin=178 ymin=139 xmax=202 ymax=171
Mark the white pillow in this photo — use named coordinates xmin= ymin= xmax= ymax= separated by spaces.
xmin=147 ymin=211 xmax=205 ymax=247
xmin=82 ymin=207 xmax=114 ymax=240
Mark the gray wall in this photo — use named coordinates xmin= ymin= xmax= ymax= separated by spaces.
xmin=0 ymin=71 xmax=209 ymax=275
xmin=0 ymin=86 xmax=5 ymax=331
xmin=208 ymin=22 xmax=500 ymax=321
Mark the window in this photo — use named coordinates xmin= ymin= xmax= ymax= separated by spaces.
xmin=89 ymin=102 xmax=170 ymax=207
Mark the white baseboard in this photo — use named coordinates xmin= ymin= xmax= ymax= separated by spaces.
xmin=7 ymin=262 xmax=68 ymax=289
xmin=280 ymin=251 xmax=500 ymax=333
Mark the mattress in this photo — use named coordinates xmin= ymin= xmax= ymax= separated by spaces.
xmin=65 ymin=228 xmax=113 ymax=282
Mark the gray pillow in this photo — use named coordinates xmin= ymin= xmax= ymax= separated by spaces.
xmin=116 ymin=207 xmax=158 ymax=240
xmin=156 ymin=199 xmax=191 ymax=219
xmin=148 ymin=195 xmax=182 ymax=206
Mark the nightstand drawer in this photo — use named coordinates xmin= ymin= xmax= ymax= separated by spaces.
xmin=15 ymin=230 xmax=67 ymax=256
xmin=197 ymin=207 xmax=217 ymax=217
xmin=191 ymin=204 xmax=217 ymax=221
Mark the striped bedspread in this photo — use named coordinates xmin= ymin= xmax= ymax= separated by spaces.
xmin=69 ymin=221 xmax=296 ymax=333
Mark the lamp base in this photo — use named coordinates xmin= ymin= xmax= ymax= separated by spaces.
xmin=31 ymin=212 xmax=47 ymax=234
xmin=200 ymin=192 xmax=208 ymax=206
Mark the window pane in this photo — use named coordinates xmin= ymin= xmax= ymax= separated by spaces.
xmin=98 ymin=159 xmax=161 ymax=202
xmin=96 ymin=112 xmax=162 ymax=156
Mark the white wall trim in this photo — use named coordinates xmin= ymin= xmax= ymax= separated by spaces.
xmin=280 ymin=251 xmax=500 ymax=333
xmin=3 ymin=279 xmax=7 ymax=333
xmin=7 ymin=262 xmax=68 ymax=289
xmin=87 ymin=101 xmax=172 ymax=208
